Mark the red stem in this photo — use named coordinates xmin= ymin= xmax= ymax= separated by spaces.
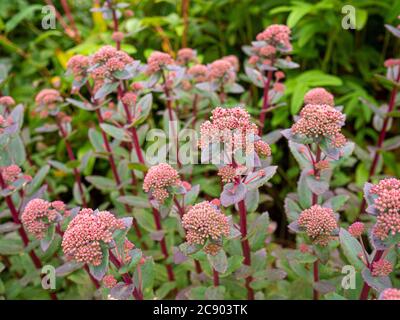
xmin=0 ymin=173 xmax=58 ymax=300
xmin=55 ymin=119 xmax=88 ymax=207
xmin=60 ymin=0 xmax=80 ymax=42
xmin=108 ymin=0 xmax=121 ymax=50
xmin=95 ymin=109 xmax=144 ymax=243
xmin=238 ymin=200 xmax=254 ymax=300
xmin=311 ymin=145 xmax=321 ymax=300
xmin=109 ymin=250 xmax=143 ymax=300
xmin=358 ymin=71 xmax=400 ymax=216
xmin=152 ymin=208 xmax=175 ymax=281
xmin=258 ymin=70 xmax=273 ymax=135
xmin=161 ymin=71 xmax=181 ymax=168
xmin=359 ymin=250 xmax=384 ymax=300
xmin=194 ymin=260 xmax=202 ymax=274
xmin=213 ymin=268 xmax=219 ymax=287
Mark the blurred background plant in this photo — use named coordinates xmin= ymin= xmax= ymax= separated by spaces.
xmin=1 ymin=0 xmax=400 ymax=285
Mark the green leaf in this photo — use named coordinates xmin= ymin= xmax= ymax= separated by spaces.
xmin=86 ymin=175 xmax=116 ymax=191
xmin=89 ymin=244 xmax=109 ymax=281
xmin=339 ymin=228 xmax=365 ymax=270
xmin=66 ymin=98 xmax=94 ymax=110
xmin=155 ymin=282 xmax=176 ymax=299
xmin=117 ymin=195 xmax=150 ymax=208
xmin=100 ymin=123 xmax=129 ymax=141
xmin=94 ymin=82 xmax=118 ymax=100
xmin=26 ymin=165 xmax=50 ymax=195
xmin=5 ymin=5 xmax=42 ymax=32
xmin=207 ymin=250 xmax=228 ymax=274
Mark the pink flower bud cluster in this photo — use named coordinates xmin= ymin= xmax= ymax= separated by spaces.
xmin=146 ymin=51 xmax=174 ymax=75
xmin=254 ymin=140 xmax=272 ymax=158
xmin=62 ymin=208 xmax=126 ymax=266
xmin=207 ymin=59 xmax=236 ymax=83
xmin=121 ymin=92 xmax=137 ymax=107
xmin=66 ymin=54 xmax=90 ymax=82
xmin=222 ymin=55 xmax=240 ymax=72
xmin=348 ymin=221 xmax=365 ymax=237
xmin=298 ymin=205 xmax=338 ymax=246
xmin=176 ymin=48 xmax=197 ymax=65
xmin=182 ymin=201 xmax=230 ymax=246
xmin=304 ymin=88 xmax=335 ymax=106
xmin=369 ymin=178 xmax=400 ymax=240
xmin=0 ymin=165 xmax=21 ymax=184
xmin=371 ymin=259 xmax=393 ymax=277
xmin=102 ymin=274 xmax=117 ymax=288
xmin=143 ymin=163 xmax=181 ymax=203
xmin=35 ymin=89 xmax=63 ymax=118
xmin=111 ymin=31 xmax=124 ymax=42
xmin=0 ymin=96 xmax=15 ymax=107
xmin=217 ymin=165 xmax=238 ymax=183
xmin=90 ymin=45 xmax=134 ymax=80
xmin=379 ymin=288 xmax=400 ymax=300
xmin=21 ymin=199 xmax=67 ymax=240
xmin=187 ymin=64 xmax=208 ymax=83
xmin=291 ymin=103 xmax=346 ymax=148
xmin=256 ymin=24 xmax=292 ymax=51
xmin=200 ymin=107 xmax=269 ymax=160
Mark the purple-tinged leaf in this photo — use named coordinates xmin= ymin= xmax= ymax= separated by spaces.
xmin=220 ymin=183 xmax=247 ymax=207
xmin=361 ymin=268 xmax=391 ymax=293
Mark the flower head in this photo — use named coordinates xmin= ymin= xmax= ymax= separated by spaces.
xmin=187 ymin=64 xmax=208 ymax=83
xmin=21 ymin=199 xmax=66 ymax=239
xmin=348 ymin=221 xmax=365 ymax=237
xmin=143 ymin=163 xmax=181 ymax=203
xmin=208 ymin=59 xmax=236 ymax=83
xmin=291 ymin=103 xmax=346 ymax=147
xmin=379 ymin=288 xmax=400 ymax=300
xmin=371 ymin=259 xmax=393 ymax=277
xmin=67 ymin=55 xmax=90 ymax=82
xmin=1 ymin=165 xmax=21 ymax=184
xmin=222 ymin=55 xmax=240 ymax=71
xmin=177 ymin=48 xmax=197 ymax=65
xmin=0 ymin=96 xmax=15 ymax=107
xmin=304 ymin=88 xmax=334 ymax=106
xmin=182 ymin=201 xmax=230 ymax=246
xmin=298 ymin=205 xmax=338 ymax=246
xmin=111 ymin=31 xmax=124 ymax=42
xmin=62 ymin=208 xmax=126 ymax=266
xmin=218 ymin=165 xmax=238 ymax=184
xmin=102 ymin=274 xmax=117 ymax=288
xmin=200 ymin=107 xmax=266 ymax=162
xmin=256 ymin=24 xmax=292 ymax=51
xmin=369 ymin=178 xmax=400 ymax=241
xmin=146 ymin=51 xmax=174 ymax=74
xmin=90 ymin=46 xmax=133 ymax=81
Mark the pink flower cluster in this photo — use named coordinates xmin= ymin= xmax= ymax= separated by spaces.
xmin=254 ymin=140 xmax=272 ymax=158
xmin=369 ymin=178 xmax=400 ymax=240
xmin=102 ymin=274 xmax=117 ymax=288
xmin=143 ymin=163 xmax=181 ymax=203
xmin=379 ymin=288 xmax=400 ymax=300
xmin=207 ymin=59 xmax=236 ymax=83
xmin=298 ymin=205 xmax=338 ymax=246
xmin=21 ymin=199 xmax=66 ymax=239
xmin=182 ymin=201 xmax=230 ymax=246
xmin=256 ymin=24 xmax=292 ymax=51
xmin=0 ymin=165 xmax=21 ymax=184
xmin=62 ymin=208 xmax=126 ymax=266
xmin=217 ymin=165 xmax=239 ymax=183
xmin=348 ymin=221 xmax=365 ymax=237
xmin=222 ymin=55 xmax=240 ymax=72
xmin=176 ymin=48 xmax=197 ymax=65
xmin=0 ymin=96 xmax=15 ymax=107
xmin=291 ymin=103 xmax=347 ymax=148
xmin=146 ymin=51 xmax=174 ymax=75
xmin=35 ymin=89 xmax=62 ymax=118
xmin=304 ymin=88 xmax=335 ymax=106
xmin=90 ymin=45 xmax=134 ymax=80
xmin=200 ymin=107 xmax=261 ymax=156
xmin=66 ymin=54 xmax=90 ymax=82
xmin=187 ymin=64 xmax=208 ymax=83
xmin=371 ymin=259 xmax=393 ymax=277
